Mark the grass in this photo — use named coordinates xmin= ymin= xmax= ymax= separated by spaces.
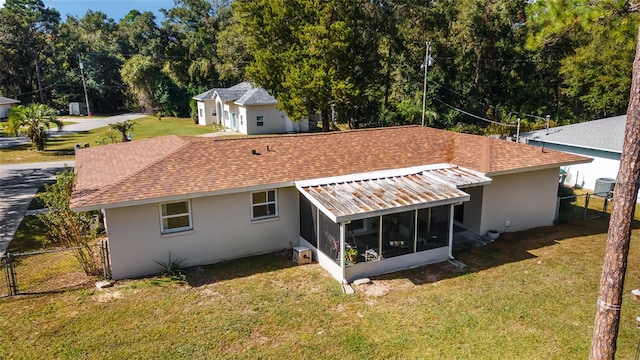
xmin=8 ymin=215 xmax=51 ymax=253
xmin=2 ymin=218 xmax=640 ymax=359
xmin=0 ymin=116 xmax=215 ymax=164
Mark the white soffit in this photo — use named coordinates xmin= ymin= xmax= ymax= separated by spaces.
xmin=296 ymin=164 xmax=492 ymax=223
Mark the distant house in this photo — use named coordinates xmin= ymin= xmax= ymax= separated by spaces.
xmin=193 ymin=82 xmax=309 ymax=134
xmin=522 ymin=115 xmax=625 ymax=191
xmin=71 ymin=126 xmax=589 ymax=282
xmin=0 ymin=96 xmax=20 ymax=119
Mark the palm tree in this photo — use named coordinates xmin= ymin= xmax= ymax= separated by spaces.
xmin=109 ymin=120 xmax=135 ymax=142
xmin=8 ymin=104 xmax=62 ymax=151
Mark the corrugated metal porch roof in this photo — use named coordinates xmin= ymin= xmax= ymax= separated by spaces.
xmin=295 ymin=164 xmax=491 ymax=223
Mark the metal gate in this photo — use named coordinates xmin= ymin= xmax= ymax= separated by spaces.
xmin=1 ymin=255 xmax=17 ymax=297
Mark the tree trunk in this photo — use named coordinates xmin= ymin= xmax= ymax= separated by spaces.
xmin=589 ymin=22 xmax=640 ymax=360
xmin=35 ymin=57 xmax=45 ymax=104
xmin=321 ymin=108 xmax=330 ymax=132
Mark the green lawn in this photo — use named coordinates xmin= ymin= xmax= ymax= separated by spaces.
xmin=0 ymin=116 xmax=215 ymax=164
xmin=2 ymin=218 xmax=640 ymax=359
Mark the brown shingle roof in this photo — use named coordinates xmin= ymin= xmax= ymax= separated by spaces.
xmin=71 ymin=125 xmax=590 ymax=210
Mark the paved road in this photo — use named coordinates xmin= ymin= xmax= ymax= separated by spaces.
xmin=0 ymin=161 xmax=74 ymax=256
xmin=0 ymin=113 xmax=146 ymax=149
xmin=0 ymin=113 xmax=145 ymax=256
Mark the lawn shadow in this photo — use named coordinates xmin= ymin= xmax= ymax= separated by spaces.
xmin=184 ymin=250 xmax=297 ymax=288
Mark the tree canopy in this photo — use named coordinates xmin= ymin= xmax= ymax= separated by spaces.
xmin=0 ymin=0 xmax=636 ymax=128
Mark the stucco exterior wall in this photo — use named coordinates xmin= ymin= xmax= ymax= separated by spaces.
xmin=459 ymin=186 xmax=483 ymax=234
xmin=480 ymin=168 xmax=559 ymax=234
xmin=244 ymin=105 xmax=288 ymax=134
xmin=105 ymin=187 xmax=300 ymax=279
xmin=196 ymin=100 xmax=217 ymax=126
xmin=241 ymin=105 xmax=309 ymax=135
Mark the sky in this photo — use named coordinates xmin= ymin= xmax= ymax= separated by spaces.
xmin=0 ymin=0 xmax=176 ymax=22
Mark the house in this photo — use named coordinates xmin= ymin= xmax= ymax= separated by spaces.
xmin=71 ymin=125 xmax=590 ymax=282
xmin=521 ymin=115 xmax=625 ymax=192
xmin=0 ymin=96 xmax=20 ymax=119
xmin=193 ymin=82 xmax=309 ymax=134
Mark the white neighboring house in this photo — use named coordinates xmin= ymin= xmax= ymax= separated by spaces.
xmin=71 ymin=126 xmax=590 ymax=282
xmin=0 ymin=96 xmax=20 ymax=119
xmin=193 ymin=82 xmax=309 ymax=134
xmin=522 ymin=115 xmax=625 ymax=193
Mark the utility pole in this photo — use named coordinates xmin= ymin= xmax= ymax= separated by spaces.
xmin=78 ymin=54 xmax=91 ymax=116
xmin=421 ymin=41 xmax=431 ymax=127
xmin=516 ymin=118 xmax=521 ymax=143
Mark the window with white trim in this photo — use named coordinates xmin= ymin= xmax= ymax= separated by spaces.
xmin=160 ymin=201 xmax=192 ymax=233
xmin=256 ymin=115 xmax=264 ymax=126
xmin=199 ymin=108 xmax=203 ymax=117
xmin=251 ymin=190 xmax=277 ymax=220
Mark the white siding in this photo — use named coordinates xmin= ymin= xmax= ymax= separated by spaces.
xmin=480 ymin=168 xmax=559 ymax=234
xmin=105 ymin=187 xmax=300 ymax=279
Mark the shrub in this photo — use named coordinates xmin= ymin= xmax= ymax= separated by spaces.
xmin=155 ymin=252 xmax=186 ymax=280
xmin=36 ymin=169 xmax=101 ymax=275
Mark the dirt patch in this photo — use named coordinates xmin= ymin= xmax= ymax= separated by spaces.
xmin=96 ymin=290 xmax=122 ymax=302
xmin=354 ymin=281 xmax=390 ymax=297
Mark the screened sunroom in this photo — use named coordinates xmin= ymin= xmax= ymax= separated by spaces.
xmin=296 ymin=164 xmax=491 ymax=282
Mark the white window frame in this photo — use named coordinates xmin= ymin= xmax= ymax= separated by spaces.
xmin=251 ymin=190 xmax=278 ymax=220
xmin=159 ymin=200 xmax=193 ymax=234
xmin=257 ymin=115 xmax=264 ymax=127
xmin=199 ymin=108 xmax=203 ymax=117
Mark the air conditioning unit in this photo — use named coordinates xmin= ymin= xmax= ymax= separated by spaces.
xmin=594 ymin=178 xmax=615 ymax=199
xmin=292 ymin=246 xmax=312 ymax=265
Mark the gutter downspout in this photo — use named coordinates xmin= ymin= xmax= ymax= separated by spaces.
xmin=448 ymin=203 xmax=467 ymax=269
xmin=448 ymin=203 xmax=455 ymax=259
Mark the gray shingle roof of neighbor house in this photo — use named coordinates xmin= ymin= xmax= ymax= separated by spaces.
xmin=192 ymin=82 xmax=278 ymax=105
xmin=0 ymin=96 xmax=20 ymax=105
xmin=235 ymin=87 xmax=278 ymax=105
xmin=522 ymin=115 xmax=626 ymax=153
xmin=71 ymin=125 xmax=591 ymax=211
xmin=192 ymin=89 xmax=216 ymax=101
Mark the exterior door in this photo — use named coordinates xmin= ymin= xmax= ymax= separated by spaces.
xmin=232 ymin=112 xmax=236 ymax=130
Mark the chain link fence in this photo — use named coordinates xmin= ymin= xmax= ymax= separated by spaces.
xmin=1 ymin=240 xmax=110 ymax=296
xmin=556 ymin=191 xmax=613 ymax=223
xmin=0 ymin=259 xmax=12 ymax=298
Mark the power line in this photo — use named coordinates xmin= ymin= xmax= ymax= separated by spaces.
xmin=434 ymin=97 xmax=517 ymax=127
